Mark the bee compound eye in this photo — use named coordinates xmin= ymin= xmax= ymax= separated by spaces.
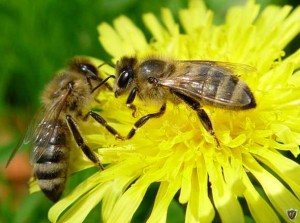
xmin=118 ymin=70 xmax=132 ymax=89
xmin=80 ymin=64 xmax=98 ymax=77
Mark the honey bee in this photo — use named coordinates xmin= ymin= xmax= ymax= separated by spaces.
xmin=7 ymin=57 xmax=115 ymax=202
xmin=112 ymin=56 xmax=256 ymax=145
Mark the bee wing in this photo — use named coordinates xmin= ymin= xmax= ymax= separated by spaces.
xmin=182 ymin=60 xmax=256 ymax=76
xmin=6 ymin=89 xmax=70 ymax=167
xmin=5 ymin=106 xmax=48 ymax=167
xmin=23 ymin=105 xmax=49 ymax=144
xmin=159 ymin=60 xmax=255 ymax=107
xmin=30 ymin=91 xmax=70 ymax=163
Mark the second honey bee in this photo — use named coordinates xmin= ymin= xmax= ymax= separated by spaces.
xmin=111 ymin=56 xmax=256 ymax=145
xmin=8 ymin=57 xmax=115 ymax=202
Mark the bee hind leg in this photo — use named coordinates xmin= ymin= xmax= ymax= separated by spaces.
xmin=172 ymin=90 xmax=220 ymax=147
xmin=196 ymin=109 xmax=220 ymax=146
xmin=66 ymin=115 xmax=105 ymax=170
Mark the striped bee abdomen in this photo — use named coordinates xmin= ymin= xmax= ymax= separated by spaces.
xmin=200 ymin=69 xmax=256 ymax=109
xmin=33 ymin=121 xmax=70 ymax=202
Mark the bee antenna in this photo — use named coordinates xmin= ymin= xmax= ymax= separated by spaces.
xmin=98 ymin=63 xmax=107 ymax=69
xmin=92 ymin=75 xmax=115 ymax=93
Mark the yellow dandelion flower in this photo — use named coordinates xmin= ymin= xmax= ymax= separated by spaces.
xmin=48 ymin=0 xmax=300 ymax=222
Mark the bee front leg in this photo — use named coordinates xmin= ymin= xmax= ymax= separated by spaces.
xmin=172 ymin=91 xmax=220 ymax=147
xmin=123 ymin=103 xmax=166 ymax=140
xmin=66 ymin=115 xmax=104 ymax=170
xmin=85 ymin=103 xmax=166 ymax=140
xmin=84 ymin=111 xmax=123 ymax=139
xmin=125 ymin=87 xmax=138 ymax=117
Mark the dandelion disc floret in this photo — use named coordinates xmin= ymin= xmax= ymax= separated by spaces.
xmin=48 ymin=1 xmax=300 ymax=222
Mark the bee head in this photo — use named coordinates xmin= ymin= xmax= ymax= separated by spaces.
xmin=69 ymin=58 xmax=100 ymax=82
xmin=114 ymin=57 xmax=137 ymax=97
xmin=79 ymin=63 xmax=99 ymax=80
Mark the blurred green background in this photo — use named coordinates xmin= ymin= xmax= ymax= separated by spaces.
xmin=0 ymin=0 xmax=299 ymax=222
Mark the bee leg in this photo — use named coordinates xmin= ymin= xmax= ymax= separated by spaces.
xmin=172 ymin=91 xmax=220 ymax=146
xmin=84 ymin=104 xmax=165 ymax=140
xmin=124 ymin=103 xmax=166 ymax=140
xmin=66 ymin=115 xmax=104 ymax=170
xmin=84 ymin=111 xmax=123 ymax=139
xmin=197 ymin=109 xmax=220 ymax=146
xmin=125 ymin=87 xmax=138 ymax=117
